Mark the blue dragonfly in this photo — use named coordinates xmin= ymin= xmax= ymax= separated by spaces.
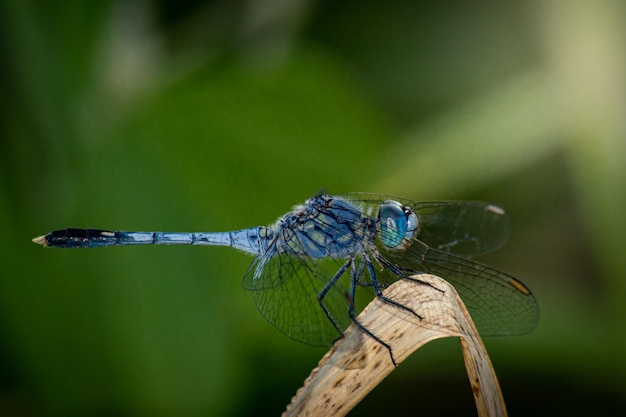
xmin=33 ymin=193 xmax=539 ymax=365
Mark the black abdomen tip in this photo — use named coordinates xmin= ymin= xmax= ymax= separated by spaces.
xmin=32 ymin=229 xmax=117 ymax=248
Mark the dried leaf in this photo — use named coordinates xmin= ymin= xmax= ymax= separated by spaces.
xmin=283 ymin=274 xmax=507 ymax=417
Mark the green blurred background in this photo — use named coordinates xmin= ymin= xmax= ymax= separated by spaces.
xmin=1 ymin=0 xmax=625 ymax=415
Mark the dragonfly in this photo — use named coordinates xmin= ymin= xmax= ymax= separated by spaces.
xmin=33 ymin=193 xmax=539 ymax=366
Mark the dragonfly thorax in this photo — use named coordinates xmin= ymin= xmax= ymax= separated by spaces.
xmin=272 ymin=195 xmax=375 ymax=259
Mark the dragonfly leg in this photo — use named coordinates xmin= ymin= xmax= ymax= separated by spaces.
xmin=365 ymin=254 xmax=424 ymax=320
xmin=317 ymin=257 xmax=353 ymax=337
xmin=376 ymin=254 xmax=444 ymax=294
xmin=347 ymin=258 xmax=398 ymax=367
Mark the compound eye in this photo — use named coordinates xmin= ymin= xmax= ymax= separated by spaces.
xmin=378 ymin=200 xmax=418 ymax=249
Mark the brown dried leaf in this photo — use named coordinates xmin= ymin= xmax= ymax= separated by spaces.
xmin=283 ymin=274 xmax=507 ymax=417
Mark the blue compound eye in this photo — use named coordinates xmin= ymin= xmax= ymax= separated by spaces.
xmin=378 ymin=200 xmax=418 ymax=249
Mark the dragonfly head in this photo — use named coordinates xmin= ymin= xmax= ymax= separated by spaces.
xmin=377 ymin=200 xmax=418 ymax=249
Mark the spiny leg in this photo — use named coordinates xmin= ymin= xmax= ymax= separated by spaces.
xmin=347 ymin=257 xmax=398 ymax=367
xmin=376 ymin=254 xmax=444 ymax=294
xmin=365 ymin=253 xmax=424 ymax=320
xmin=317 ymin=257 xmax=353 ymax=337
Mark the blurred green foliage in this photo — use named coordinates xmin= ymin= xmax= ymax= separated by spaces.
xmin=1 ymin=0 xmax=625 ymax=416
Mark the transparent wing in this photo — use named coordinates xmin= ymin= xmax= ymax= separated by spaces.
xmin=343 ymin=193 xmax=511 ymax=257
xmin=242 ymin=247 xmax=352 ymax=347
xmin=377 ymin=238 xmax=539 ymax=335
